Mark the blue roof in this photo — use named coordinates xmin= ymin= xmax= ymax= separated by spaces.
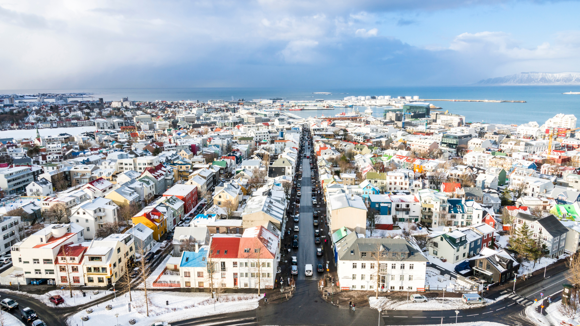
xmin=180 ymin=248 xmax=208 ymax=268
xmin=448 ymin=198 xmax=465 ymax=214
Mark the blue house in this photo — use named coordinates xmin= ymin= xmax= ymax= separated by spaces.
xmin=368 ymin=194 xmax=391 ymax=215
xmin=359 ymin=180 xmax=380 ymax=199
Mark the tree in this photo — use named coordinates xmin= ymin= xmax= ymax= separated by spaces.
xmin=500 ymin=187 xmax=513 ymax=206
xmin=207 ymin=245 xmax=218 ymax=298
xmin=459 ymin=173 xmax=475 ymax=188
xmin=282 ymin=182 xmax=292 ymax=196
xmin=95 ymin=222 xmax=120 ymax=239
xmin=6 ymin=208 xmax=27 ymax=219
xmin=152 ymin=147 xmax=162 ymax=156
xmin=137 ymin=245 xmax=150 ymax=317
xmin=45 ymin=203 xmax=70 ymax=223
xmin=367 ymin=209 xmax=380 ymax=237
xmin=179 ymin=238 xmax=198 ymax=253
xmin=59 ymin=245 xmax=73 ymax=298
xmin=116 ymin=253 xmax=134 ymax=302
xmin=118 ymin=203 xmax=141 ymax=224
xmin=430 ymin=170 xmax=447 ymax=190
xmin=222 ymin=200 xmax=237 ymax=219
xmin=508 ymin=222 xmax=537 ymax=262
xmin=500 ymin=208 xmax=515 ymax=236
xmin=559 ymin=290 xmax=580 ymax=320
xmin=510 ymin=182 xmax=526 ymax=202
xmin=372 ymin=244 xmax=385 ymax=299
xmin=52 ymin=174 xmax=69 ymax=192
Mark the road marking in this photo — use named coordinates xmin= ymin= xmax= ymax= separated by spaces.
xmin=393 ymin=316 xmax=407 ymax=318
xmin=516 ymin=298 xmax=525 ymax=303
xmin=501 ymin=290 xmax=508 ymax=294
xmin=431 ymin=317 xmax=444 ymax=319
xmin=496 ymin=307 xmax=505 ymax=311
xmin=507 ymin=303 xmax=515 ymax=307
xmin=507 ymin=293 xmax=516 ymax=298
xmin=483 ymin=311 xmax=494 ymax=314
xmin=449 ymin=316 xmax=462 ymax=318
xmin=525 ymin=302 xmax=533 ymax=306
xmin=466 ymin=314 xmax=479 ymax=317
xmin=412 ymin=317 xmax=427 ymax=319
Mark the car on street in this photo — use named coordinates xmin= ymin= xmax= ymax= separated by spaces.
xmin=21 ymin=307 xmax=38 ymax=322
xmin=293 ymin=235 xmax=298 ymax=241
xmin=312 ymin=199 xmax=317 ymax=205
xmin=0 ymin=298 xmax=18 ymax=310
xmin=32 ymin=320 xmax=47 ymax=326
xmin=292 ymin=240 xmax=298 ymax=248
xmin=292 ymin=256 xmax=297 ymax=265
xmin=307 ymin=156 xmax=310 ymax=159
xmin=317 ymin=264 xmax=324 ymax=273
xmin=305 ymin=264 xmax=313 ymax=276
xmin=294 ymin=225 xmax=299 ymax=232
xmin=316 ymin=247 xmax=323 ymax=256
xmin=314 ymin=229 xmax=320 ymax=237
xmin=293 ymin=215 xmax=299 ymax=222
xmin=315 ymin=237 xmax=320 ymax=244
xmin=410 ymin=294 xmax=428 ymax=303
xmin=49 ymin=295 xmax=64 ymax=305
xmin=0 ymin=256 xmax=11 ymax=265
xmin=130 ymin=267 xmax=140 ymax=278
xmin=313 ymin=219 xmax=318 ymax=226
xmin=297 ymin=191 xmax=301 ymax=196
xmin=291 ymin=265 xmax=298 ymax=275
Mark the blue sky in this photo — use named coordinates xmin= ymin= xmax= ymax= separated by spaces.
xmin=1 ymin=0 xmax=580 ymax=89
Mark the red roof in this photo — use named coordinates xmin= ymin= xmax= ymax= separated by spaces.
xmin=506 ymin=206 xmax=528 ymax=211
xmin=210 ymin=238 xmax=240 ymax=259
xmin=33 ymin=233 xmax=76 ymax=249
xmin=442 ymin=182 xmax=461 ymax=193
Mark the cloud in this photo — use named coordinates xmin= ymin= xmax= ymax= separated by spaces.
xmin=355 ymin=28 xmax=379 ymax=37
xmin=278 ymin=40 xmax=321 ymax=63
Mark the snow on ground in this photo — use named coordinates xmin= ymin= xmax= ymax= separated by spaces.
xmin=139 ymin=255 xmax=171 ymax=288
xmin=546 ymin=301 xmax=578 ymax=326
xmin=518 ymin=253 xmax=569 ymax=276
xmin=426 ymin=254 xmax=459 ymax=273
xmin=0 ymin=198 xmax=38 ymax=215
xmin=367 ymin=224 xmax=429 ymax=239
xmin=67 ymin=291 xmax=260 ymax=326
xmin=0 ymin=288 xmax=110 ymax=307
xmin=425 ymin=267 xmax=456 ymax=291
xmin=369 ymin=296 xmax=492 ymax=311
xmin=0 ymin=311 xmax=25 ymax=326
xmin=0 ymin=127 xmax=96 ymax=140
xmin=495 ymin=234 xmax=509 ymax=249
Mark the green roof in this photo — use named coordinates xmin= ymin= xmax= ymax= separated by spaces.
xmin=551 ymin=204 xmax=579 ymax=220
xmin=212 ymin=160 xmax=227 ymax=167
xmin=366 ymin=172 xmax=387 ymax=180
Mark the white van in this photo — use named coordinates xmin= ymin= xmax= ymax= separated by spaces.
xmin=305 ymin=264 xmax=313 ymax=277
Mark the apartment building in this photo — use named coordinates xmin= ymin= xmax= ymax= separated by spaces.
xmin=82 ymin=233 xmax=135 ymax=287
xmin=0 ymin=166 xmax=35 ymax=195
xmin=336 ymin=234 xmax=428 ymax=291
xmin=11 ymin=223 xmax=84 ymax=284
xmin=513 ymin=213 xmax=568 ymax=258
xmin=71 ymin=198 xmax=119 ymax=240
xmin=70 ymin=165 xmax=98 ymax=187
xmin=0 ymin=216 xmax=21 ymax=256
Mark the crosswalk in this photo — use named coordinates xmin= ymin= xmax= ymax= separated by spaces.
xmin=500 ymin=290 xmax=534 ymax=306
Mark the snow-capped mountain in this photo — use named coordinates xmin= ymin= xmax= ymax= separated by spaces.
xmin=477 ymin=72 xmax=580 ymax=85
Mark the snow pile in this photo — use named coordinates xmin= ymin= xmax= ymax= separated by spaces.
xmin=139 ymin=255 xmax=171 ymax=288
xmin=0 ymin=288 xmax=109 ymax=307
xmin=546 ymin=301 xmax=579 ymax=326
xmin=0 ymin=312 xmax=25 ymax=326
xmin=369 ymin=296 xmax=491 ymax=311
xmin=67 ymin=291 xmax=260 ymax=326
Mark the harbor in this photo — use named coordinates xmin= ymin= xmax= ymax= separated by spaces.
xmin=415 ymin=99 xmax=526 ymax=103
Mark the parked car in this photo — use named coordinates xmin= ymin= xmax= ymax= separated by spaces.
xmin=317 ymin=264 xmax=324 ymax=273
xmin=1 ymin=298 xmax=18 ymax=310
xmin=315 ymin=237 xmax=320 ymax=244
xmin=305 ymin=264 xmax=313 ymax=276
xmin=312 ymin=199 xmax=317 ymax=205
xmin=0 ymin=256 xmax=11 ymax=265
xmin=462 ymin=293 xmax=483 ymax=304
xmin=49 ymin=295 xmax=64 ymax=305
xmin=291 ymin=265 xmax=298 ymax=275
xmin=293 ymin=215 xmax=299 ymax=223
xmin=410 ymin=294 xmax=428 ymax=303
xmin=294 ymin=225 xmax=299 ymax=232
xmin=297 ymin=191 xmax=301 ymax=197
xmin=292 ymin=256 xmax=297 ymax=265
xmin=313 ymin=219 xmax=318 ymax=226
xmin=316 ymin=247 xmax=323 ymax=256
xmin=32 ymin=320 xmax=47 ymax=326
xmin=130 ymin=267 xmax=140 ymax=278
xmin=21 ymin=307 xmax=38 ymax=322
xmin=314 ymin=229 xmax=320 ymax=237
xmin=292 ymin=240 xmax=298 ymax=248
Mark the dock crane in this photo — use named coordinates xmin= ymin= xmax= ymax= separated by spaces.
xmin=547 ymin=127 xmax=580 ymax=155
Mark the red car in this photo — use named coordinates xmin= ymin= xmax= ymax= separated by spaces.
xmin=49 ymin=295 xmax=64 ymax=305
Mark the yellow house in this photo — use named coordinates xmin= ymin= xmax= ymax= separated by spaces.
xmin=131 ymin=207 xmax=167 ymax=241
xmin=214 ymin=183 xmax=242 ymax=210
xmin=105 ymin=186 xmax=140 ymax=207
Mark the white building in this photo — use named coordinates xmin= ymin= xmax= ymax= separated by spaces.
xmin=0 ymin=216 xmax=21 ymax=256
xmin=70 ymin=198 xmax=120 ymax=240
xmin=335 ymin=234 xmax=428 ymax=291
xmin=543 ymin=114 xmax=577 ymax=130
xmin=26 ymin=179 xmax=54 ymax=197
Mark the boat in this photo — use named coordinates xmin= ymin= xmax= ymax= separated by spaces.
xmin=289 ymin=108 xmax=303 ymax=111
xmin=364 ymin=107 xmax=373 ymax=115
xmin=563 ymin=92 xmax=580 ymax=95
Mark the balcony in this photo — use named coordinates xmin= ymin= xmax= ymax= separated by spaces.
xmin=395 ymin=207 xmax=410 ymax=211
xmin=95 ymin=211 xmax=106 ymax=217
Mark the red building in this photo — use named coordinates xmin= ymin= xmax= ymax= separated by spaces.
xmin=163 ymin=184 xmax=198 ymax=214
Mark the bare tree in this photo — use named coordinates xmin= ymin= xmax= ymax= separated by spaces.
xmin=118 ymin=203 xmax=141 ymax=224
xmin=116 ymin=256 xmax=133 ymax=302
xmin=52 ymin=174 xmax=69 ymax=192
xmin=45 ymin=203 xmax=70 ymax=223
xmin=95 ymin=222 xmax=120 ymax=238
xmin=59 ymin=245 xmax=73 ymax=298
xmin=179 ymin=238 xmax=198 ymax=253
xmin=510 ymin=182 xmax=526 ymax=202
xmin=137 ymin=245 xmax=150 ymax=316
xmin=372 ymin=244 xmax=384 ymax=299
xmin=207 ymin=245 xmax=217 ymax=298
xmin=222 ymin=200 xmax=237 ymax=219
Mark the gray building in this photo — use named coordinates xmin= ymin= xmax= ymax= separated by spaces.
xmin=514 ymin=213 xmax=568 ymax=258
xmin=0 ymin=167 xmax=34 ymax=195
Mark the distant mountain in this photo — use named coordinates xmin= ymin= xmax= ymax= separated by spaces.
xmin=477 ymin=72 xmax=580 ymax=85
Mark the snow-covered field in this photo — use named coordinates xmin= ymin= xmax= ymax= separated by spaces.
xmin=369 ymin=296 xmax=491 ymax=311
xmin=0 ymin=312 xmax=25 ymax=326
xmin=139 ymin=255 xmax=171 ymax=288
xmin=546 ymin=301 xmax=578 ymax=326
xmin=0 ymin=288 xmax=110 ymax=307
xmin=425 ymin=267 xmax=456 ymax=291
xmin=0 ymin=127 xmax=96 ymax=140
xmin=67 ymin=291 xmax=260 ymax=326
xmin=518 ymin=254 xmax=569 ymax=276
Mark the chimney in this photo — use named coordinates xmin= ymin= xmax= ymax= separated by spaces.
xmin=195 ymin=242 xmax=199 ymax=253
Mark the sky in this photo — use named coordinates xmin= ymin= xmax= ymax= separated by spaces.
xmin=1 ymin=0 xmax=580 ymax=89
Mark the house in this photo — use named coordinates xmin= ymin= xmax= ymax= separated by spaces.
xmin=70 ymin=198 xmax=120 ymax=240
xmin=335 ymin=233 xmax=428 ymax=291
xmin=105 ymin=185 xmax=140 ymax=207
xmin=131 ymin=206 xmax=168 ymax=241
xmin=268 ymin=156 xmax=293 ymax=177
xmin=327 ymin=193 xmax=367 ymax=234
xmin=82 ymin=233 xmax=135 ymax=287
xmin=139 ymin=163 xmax=174 ymax=195
xmin=26 ymin=179 xmax=54 ymax=197
xmin=476 ymin=174 xmax=498 ymax=190
xmin=457 ymin=228 xmax=482 ymax=258
xmin=469 ymin=248 xmax=519 ymax=284
xmin=472 ymin=223 xmax=496 ymax=250
xmin=0 ymin=166 xmax=35 ymax=195
xmin=163 ymin=184 xmax=198 ymax=214
xmin=70 ymin=165 xmax=98 ymax=186
xmin=11 ymin=223 xmax=85 ymax=284
xmin=242 ymin=195 xmax=285 ymax=230
xmin=81 ymin=178 xmax=115 ymax=199
xmin=359 ymin=180 xmax=380 ymax=199
xmin=390 ymin=195 xmax=421 ymax=225
xmin=513 ymin=213 xmax=568 ymax=258
xmin=178 ymin=246 xmax=209 ymax=288
xmin=55 ymin=243 xmax=87 ymax=286
xmin=214 ymin=182 xmax=243 ymax=211
xmin=126 ymin=223 xmax=155 ymax=253
xmin=427 ymin=230 xmax=469 ymax=264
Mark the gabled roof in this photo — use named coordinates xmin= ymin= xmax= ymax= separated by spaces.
xmin=210 ymin=237 xmax=240 ymax=259
xmin=180 ymin=247 xmax=208 ymax=268
xmin=442 ymin=182 xmax=462 ymax=193
xmin=537 ymin=215 xmax=569 ymax=237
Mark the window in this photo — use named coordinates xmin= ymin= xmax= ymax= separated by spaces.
xmin=59 ymin=266 xmax=66 ymax=272
xmin=88 ymin=277 xmax=94 ymax=283
xmin=361 ymin=263 xmax=366 ymax=269
xmin=399 ymin=286 xmax=404 ymax=290
xmin=98 ymin=277 xmax=105 ymax=283
xmin=221 ymin=262 xmax=226 ymax=271
xmin=184 ymin=271 xmax=191 ymax=277
xmin=390 ymin=286 xmax=395 ymax=290
xmin=409 ymin=264 xmax=414 ymax=270
xmin=89 ymin=257 xmax=102 ymax=262
xmin=87 ymin=267 xmax=93 ymax=273
xmin=409 ymin=275 xmax=413 ymax=281
xmin=352 ymin=274 xmax=356 ymax=280
xmin=352 ymin=263 xmax=357 ymax=269
xmin=61 ymin=276 xmax=68 ymax=283
xmin=361 ymin=252 xmax=367 ymax=258
xmin=33 ymin=259 xmax=39 ymax=264
xmin=352 ymin=285 xmax=356 ymax=289
xmin=400 ymin=275 xmax=404 ymax=281
xmin=73 ymin=276 xmax=80 ymax=283
xmin=198 ymin=282 xmax=204 ymax=287
xmin=197 ymin=271 xmax=203 ymax=278
xmin=370 ymin=263 xmax=375 ymax=269
xmin=390 ymin=275 xmax=395 ymax=281
xmin=361 ymin=285 xmax=365 ymax=289
xmin=361 ymin=274 xmax=365 ymax=281
xmin=34 ymin=269 xmax=41 ymax=275
xmin=391 ymin=264 xmax=396 ymax=269
xmin=370 ymin=274 xmax=374 ymax=281
xmin=233 ymin=262 xmax=238 ymax=268
xmin=400 ymin=264 xmax=405 ymax=270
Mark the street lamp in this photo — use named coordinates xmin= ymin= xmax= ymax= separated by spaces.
xmin=455 ymin=310 xmax=459 ymax=324
xmin=377 ymin=308 xmax=382 ymax=326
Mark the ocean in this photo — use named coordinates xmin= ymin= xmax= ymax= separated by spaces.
xmin=2 ymin=86 xmax=579 ymax=125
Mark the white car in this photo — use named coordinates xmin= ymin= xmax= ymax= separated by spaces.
xmin=294 ymin=225 xmax=299 ymax=232
xmin=304 ymin=264 xmax=313 ymax=277
xmin=410 ymin=294 xmax=428 ymax=303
